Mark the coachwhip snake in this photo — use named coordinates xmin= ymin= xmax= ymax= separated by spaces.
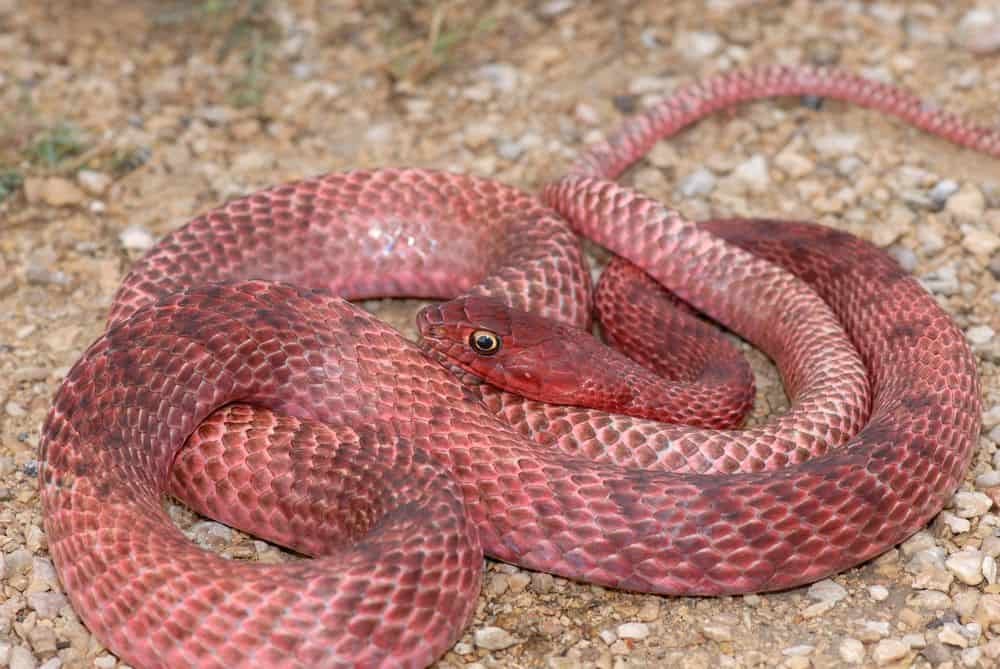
xmin=40 ymin=65 xmax=995 ymax=667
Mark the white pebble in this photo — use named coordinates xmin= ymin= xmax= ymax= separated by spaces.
xmin=474 ymin=626 xmax=518 ymax=650
xmin=731 ymin=155 xmax=770 ymax=191
xmin=676 ymin=31 xmax=723 ymax=60
xmin=120 ymin=225 xmax=156 ymax=252
xmin=929 ymin=179 xmax=959 ymax=206
xmin=941 ymin=511 xmax=972 ymax=534
xmin=868 ymin=585 xmax=889 ymax=601
xmin=946 ymin=184 xmax=986 ymax=220
xmin=984 ymin=555 xmax=997 ymax=584
xmin=812 ymin=132 xmax=861 ymax=157
xmin=872 ymin=639 xmax=909 ymax=665
xmin=954 ymin=8 xmax=1000 ymax=53
xmin=474 ymin=63 xmax=519 ymax=92
xmin=678 ymin=168 xmax=716 ymax=197
xmin=9 ymin=645 xmax=38 ymax=669
xmin=616 ymin=622 xmax=650 ymax=640
xmin=954 ymin=491 xmax=993 ymax=518
xmin=946 ymin=549 xmax=986 ymax=585
xmin=976 ymin=470 xmax=1000 ymax=488
xmin=839 ymin=637 xmax=866 ymax=664
xmin=807 ymin=578 xmax=848 ymax=603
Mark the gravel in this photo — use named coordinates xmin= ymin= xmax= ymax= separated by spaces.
xmin=2 ymin=2 xmax=999 ymax=668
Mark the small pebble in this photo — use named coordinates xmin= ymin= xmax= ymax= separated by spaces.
xmin=730 ymin=155 xmax=770 ymax=191
xmin=77 ymin=169 xmax=112 ymax=195
xmin=807 ymin=578 xmax=848 ymax=603
xmin=678 ymin=168 xmax=716 ymax=197
xmin=907 ymin=590 xmax=952 ymax=610
xmin=616 ymin=622 xmax=650 ymax=640
xmin=868 ymin=585 xmax=889 ymax=601
xmin=872 ymin=638 xmax=909 ymax=665
xmin=954 ymin=491 xmax=993 ymax=517
xmin=120 ymin=225 xmax=156 ymax=252
xmin=953 ymin=8 xmax=1000 ymax=53
xmin=938 ymin=623 xmax=969 ymax=648
xmin=839 ymin=637 xmax=865 ymax=664
xmin=9 ymin=645 xmax=38 ymax=669
xmin=675 ymin=30 xmax=723 ymax=60
xmin=23 ymin=177 xmax=86 ymax=207
xmin=474 ymin=626 xmax=518 ymax=651
xmin=812 ymin=132 xmax=861 ymax=157
xmin=929 ymin=179 xmax=959 ymax=207
xmin=945 ymin=549 xmax=985 ymax=586
xmin=946 ymin=183 xmax=986 ymax=221
xmin=976 ymin=470 xmax=1000 ymax=488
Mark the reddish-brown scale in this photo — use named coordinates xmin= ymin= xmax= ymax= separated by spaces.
xmin=39 ymin=65 xmax=987 ymax=668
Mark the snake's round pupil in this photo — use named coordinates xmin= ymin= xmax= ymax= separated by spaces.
xmin=470 ymin=330 xmax=500 ymax=355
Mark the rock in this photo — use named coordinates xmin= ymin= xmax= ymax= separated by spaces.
xmin=976 ymin=594 xmax=1000 ymax=628
xmin=961 ymin=647 xmax=983 ymax=667
xmin=975 ymin=470 xmax=1000 ymax=488
xmin=807 ymin=579 xmax=848 ymax=603
xmin=9 ymin=645 xmax=37 ymax=669
xmin=616 ymin=622 xmax=650 ymax=640
xmin=507 ymin=572 xmax=530 ymax=593
xmin=938 ymin=623 xmax=969 ymax=647
xmin=730 ymin=155 xmax=769 ymax=192
xmin=27 ymin=557 xmax=60 ymax=594
xmin=901 ymin=531 xmax=937 ymax=556
xmin=871 ymin=204 xmax=914 ymax=247
xmin=701 ymin=619 xmax=734 ymax=642
xmin=930 ymin=179 xmax=960 ymax=207
xmin=475 ymin=63 xmax=519 ymax=93
xmin=920 ymin=263 xmax=960 ymax=296
xmin=27 ymin=591 xmax=68 ymax=618
xmin=945 ymin=550 xmax=985 ymax=586
xmin=76 ymin=169 xmax=112 ymax=195
xmin=954 ymin=589 xmax=982 ymax=619
xmin=921 ymin=643 xmax=953 ymax=665
xmin=637 ymin=600 xmax=661 ymax=622
xmin=907 ymin=590 xmax=952 ymax=610
xmin=872 ymin=638 xmax=909 ymax=665
xmin=676 ymin=31 xmax=723 ymax=60
xmin=812 ymin=132 xmax=861 ymax=157
xmin=940 ymin=511 xmax=971 ymax=534
xmin=24 ymin=177 xmax=86 ymax=207
xmin=953 ymin=491 xmax=993 ymax=517
xmin=474 ymin=626 xmax=517 ymax=650
xmin=946 ymin=184 xmax=986 ymax=220
xmin=27 ymin=624 xmax=57 ymax=655
xmin=839 ymin=637 xmax=865 ymax=664
xmin=869 ymin=585 xmax=889 ymax=601
xmin=961 ymin=225 xmax=1000 ymax=257
xmin=678 ymin=168 xmax=716 ymax=197
xmin=858 ymin=620 xmax=891 ymax=642
xmin=119 ymin=225 xmax=156 ymax=252
xmin=774 ymin=150 xmax=815 ymax=178
xmin=530 ymin=573 xmax=554 ymax=593
xmin=953 ymin=8 xmax=1000 ymax=53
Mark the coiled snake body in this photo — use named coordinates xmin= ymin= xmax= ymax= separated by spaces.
xmin=40 ymin=66 xmax=994 ymax=667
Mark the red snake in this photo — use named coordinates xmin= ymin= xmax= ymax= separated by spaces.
xmin=39 ymin=65 xmax=995 ymax=668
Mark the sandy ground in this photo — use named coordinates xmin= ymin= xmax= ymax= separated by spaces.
xmin=2 ymin=1 xmax=1000 ymax=668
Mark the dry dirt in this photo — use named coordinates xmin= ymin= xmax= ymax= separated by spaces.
xmin=2 ymin=1 xmax=1000 ymax=668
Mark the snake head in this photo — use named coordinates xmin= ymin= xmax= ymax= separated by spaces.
xmin=416 ymin=295 xmax=611 ymax=403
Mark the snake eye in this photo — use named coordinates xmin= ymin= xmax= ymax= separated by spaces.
xmin=469 ymin=329 xmax=501 ymax=356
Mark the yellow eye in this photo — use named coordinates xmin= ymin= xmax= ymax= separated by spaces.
xmin=469 ymin=330 xmax=501 ymax=355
